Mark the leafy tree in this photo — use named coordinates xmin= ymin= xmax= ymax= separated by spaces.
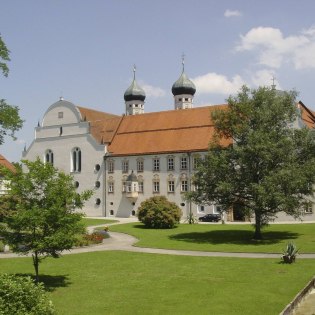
xmin=0 ymin=273 xmax=55 ymax=314
xmin=0 ymin=158 xmax=93 ymax=282
xmin=0 ymin=34 xmax=10 ymax=77
xmin=0 ymin=34 xmax=23 ymax=144
xmin=137 ymin=196 xmax=182 ymax=228
xmin=188 ymin=86 xmax=315 ymax=239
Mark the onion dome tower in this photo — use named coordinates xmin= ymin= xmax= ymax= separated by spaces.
xmin=124 ymin=66 xmax=146 ymax=115
xmin=172 ymin=55 xmax=196 ymax=110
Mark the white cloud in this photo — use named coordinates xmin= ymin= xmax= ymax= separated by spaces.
xmin=141 ymin=82 xmax=166 ymax=98
xmin=250 ymin=69 xmax=281 ymax=89
xmin=224 ymin=9 xmax=242 ymax=18
xmin=236 ymin=26 xmax=315 ymax=69
xmin=192 ymin=72 xmax=245 ymax=95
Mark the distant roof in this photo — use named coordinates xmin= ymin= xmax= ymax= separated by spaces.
xmin=108 ymin=105 xmax=231 ymax=156
xmin=0 ymin=154 xmax=15 ymax=172
xmin=299 ymin=101 xmax=315 ymax=129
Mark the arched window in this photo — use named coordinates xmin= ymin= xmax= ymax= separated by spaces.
xmin=72 ymin=147 xmax=81 ymax=172
xmin=45 ymin=149 xmax=54 ymax=165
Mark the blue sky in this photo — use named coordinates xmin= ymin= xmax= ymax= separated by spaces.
xmin=1 ymin=0 xmax=315 ymax=162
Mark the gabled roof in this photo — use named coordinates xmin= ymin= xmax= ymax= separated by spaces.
xmin=108 ymin=105 xmax=231 ymax=156
xmin=77 ymin=106 xmax=119 ymax=122
xmin=0 ymin=154 xmax=15 ymax=172
xmin=299 ymin=101 xmax=315 ymax=129
xmin=76 ymin=106 xmax=121 ymax=144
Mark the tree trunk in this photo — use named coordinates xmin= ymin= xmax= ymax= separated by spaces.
xmin=253 ymin=210 xmax=262 ymax=240
xmin=32 ymin=251 xmax=39 ymax=284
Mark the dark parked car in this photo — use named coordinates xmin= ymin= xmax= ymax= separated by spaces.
xmin=198 ymin=213 xmax=221 ymax=222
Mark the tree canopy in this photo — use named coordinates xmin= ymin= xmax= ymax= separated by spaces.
xmin=188 ymin=86 xmax=315 ymax=239
xmin=0 ymin=34 xmax=23 ymax=144
xmin=0 ymin=158 xmax=93 ymax=282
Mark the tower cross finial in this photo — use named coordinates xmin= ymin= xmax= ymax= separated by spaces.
xmin=181 ymin=53 xmax=185 ymax=72
xmin=133 ymin=64 xmax=136 ymax=80
xmin=271 ymin=76 xmax=276 ymax=90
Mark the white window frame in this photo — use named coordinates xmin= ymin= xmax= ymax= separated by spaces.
xmin=137 ymin=159 xmax=144 ymax=172
xmin=180 ymin=157 xmax=188 ymax=170
xmin=153 ymin=181 xmax=160 ymax=193
xmin=181 ymin=180 xmax=188 ymax=192
xmin=167 ymin=157 xmax=174 ymax=171
xmin=122 ymin=160 xmax=129 ymax=173
xmin=168 ymin=180 xmax=175 ymax=193
xmin=153 ymin=158 xmax=160 ymax=171
xmin=108 ymin=160 xmax=114 ymax=173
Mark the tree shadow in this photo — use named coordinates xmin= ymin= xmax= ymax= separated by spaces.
xmin=15 ymin=273 xmax=71 ymax=292
xmin=169 ymin=230 xmax=300 ymax=246
xmin=133 ymin=223 xmax=179 ymax=230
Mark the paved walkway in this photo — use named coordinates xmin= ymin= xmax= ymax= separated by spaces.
xmin=2 ymin=221 xmax=315 ymax=259
xmin=2 ymin=218 xmax=315 ymax=313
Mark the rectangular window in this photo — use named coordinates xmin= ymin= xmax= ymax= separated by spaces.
xmin=153 ymin=181 xmax=160 ymax=193
xmin=108 ymin=182 xmax=114 ymax=193
xmin=137 ymin=160 xmax=144 ymax=172
xmin=181 ymin=180 xmax=188 ymax=192
xmin=138 ymin=182 xmax=144 ymax=193
xmin=122 ymin=181 xmax=127 ymax=192
xmin=153 ymin=158 xmax=160 ymax=171
xmin=193 ymin=157 xmax=200 ymax=169
xmin=167 ymin=157 xmax=174 ymax=171
xmin=304 ymin=204 xmax=313 ymax=214
xmin=181 ymin=157 xmax=188 ymax=170
xmin=168 ymin=180 xmax=175 ymax=193
xmin=198 ymin=205 xmax=205 ymax=212
xmin=122 ymin=161 xmax=129 ymax=173
xmin=58 ymin=112 xmax=63 ymax=118
xmin=108 ymin=160 xmax=114 ymax=173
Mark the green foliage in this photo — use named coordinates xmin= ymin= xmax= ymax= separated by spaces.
xmin=0 ymin=158 xmax=93 ymax=281
xmin=0 ymin=273 xmax=55 ymax=315
xmin=188 ymin=86 xmax=315 ymax=239
xmin=282 ymin=242 xmax=299 ymax=264
xmin=0 ymin=35 xmax=10 ymax=77
xmin=185 ymin=211 xmax=199 ymax=224
xmin=0 ymin=99 xmax=24 ymax=144
xmin=137 ymin=196 xmax=182 ymax=229
xmin=0 ymin=35 xmax=23 ymax=144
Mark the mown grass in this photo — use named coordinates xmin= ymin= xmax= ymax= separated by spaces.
xmin=0 ymin=251 xmax=314 ymax=314
xmin=81 ymin=218 xmax=118 ymax=228
xmin=109 ymin=222 xmax=315 ymax=253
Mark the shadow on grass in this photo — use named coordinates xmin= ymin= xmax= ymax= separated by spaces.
xmin=169 ymin=230 xmax=300 ymax=246
xmin=133 ymin=223 xmax=179 ymax=230
xmin=15 ymin=273 xmax=71 ymax=292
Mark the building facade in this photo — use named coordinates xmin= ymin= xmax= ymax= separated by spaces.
xmin=23 ymin=66 xmax=315 ymax=221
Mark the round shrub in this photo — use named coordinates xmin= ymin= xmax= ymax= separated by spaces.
xmin=0 ymin=273 xmax=55 ymax=315
xmin=137 ymin=196 xmax=182 ymax=228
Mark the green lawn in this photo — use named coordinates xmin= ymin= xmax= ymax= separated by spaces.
xmin=0 ymin=252 xmax=314 ymax=315
xmin=81 ymin=218 xmax=118 ymax=228
xmin=109 ymin=222 xmax=315 ymax=253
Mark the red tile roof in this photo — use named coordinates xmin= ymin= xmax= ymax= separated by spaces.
xmin=77 ymin=106 xmax=122 ymax=144
xmin=0 ymin=154 xmax=15 ymax=172
xmin=108 ymin=105 xmax=231 ymax=156
xmin=299 ymin=101 xmax=315 ymax=129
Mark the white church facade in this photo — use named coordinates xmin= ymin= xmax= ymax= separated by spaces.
xmin=23 ymin=65 xmax=315 ymax=222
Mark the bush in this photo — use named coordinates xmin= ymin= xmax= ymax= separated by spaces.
xmin=137 ymin=196 xmax=182 ymax=229
xmin=0 ymin=273 xmax=55 ymax=315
